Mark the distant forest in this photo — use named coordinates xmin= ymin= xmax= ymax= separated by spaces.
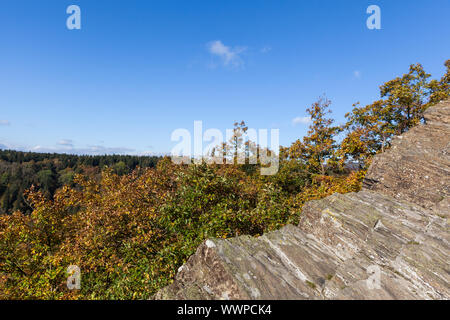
xmin=0 ymin=149 xmax=161 ymax=214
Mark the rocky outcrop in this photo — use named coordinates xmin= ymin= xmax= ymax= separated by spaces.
xmin=155 ymin=100 xmax=450 ymax=300
xmin=363 ymin=99 xmax=450 ymax=212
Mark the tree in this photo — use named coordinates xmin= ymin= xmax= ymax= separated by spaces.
xmin=340 ymin=61 xmax=450 ymax=166
xmin=223 ymin=121 xmax=250 ymax=164
xmin=428 ymin=59 xmax=450 ymax=105
xmin=379 ymin=63 xmax=431 ymax=133
xmin=288 ymin=97 xmax=341 ymax=175
xmin=340 ymin=99 xmax=395 ymax=166
xmin=37 ymin=169 xmax=57 ymax=195
xmin=113 ymin=161 xmax=128 ymax=175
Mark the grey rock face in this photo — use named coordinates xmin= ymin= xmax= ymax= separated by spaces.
xmin=155 ymin=100 xmax=450 ymax=300
xmin=363 ymin=99 xmax=450 ymax=211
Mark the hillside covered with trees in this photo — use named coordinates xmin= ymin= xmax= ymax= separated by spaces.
xmin=0 ymin=60 xmax=448 ymax=299
xmin=0 ymin=151 xmax=161 ymax=214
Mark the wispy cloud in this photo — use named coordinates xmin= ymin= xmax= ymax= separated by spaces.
xmin=31 ymin=144 xmax=135 ymax=155
xmin=261 ymin=46 xmax=272 ymax=53
xmin=0 ymin=120 xmax=11 ymax=126
xmin=0 ymin=139 xmax=167 ymax=156
xmin=353 ymin=70 xmax=361 ymax=79
xmin=207 ymin=40 xmax=246 ymax=68
xmin=57 ymin=139 xmax=74 ymax=147
xmin=292 ymin=116 xmax=312 ymax=126
xmin=0 ymin=138 xmax=160 ymax=156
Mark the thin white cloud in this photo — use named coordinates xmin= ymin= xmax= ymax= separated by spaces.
xmin=0 ymin=135 xmax=144 ymax=156
xmin=261 ymin=46 xmax=272 ymax=53
xmin=0 ymin=120 xmax=11 ymax=126
xmin=353 ymin=70 xmax=361 ymax=79
xmin=30 ymin=144 xmax=135 ymax=155
xmin=292 ymin=116 xmax=312 ymax=126
xmin=57 ymin=139 xmax=74 ymax=147
xmin=0 ymin=138 xmax=161 ymax=156
xmin=138 ymin=150 xmax=157 ymax=156
xmin=207 ymin=40 xmax=246 ymax=68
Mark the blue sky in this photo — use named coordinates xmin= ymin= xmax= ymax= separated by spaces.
xmin=1 ymin=0 xmax=449 ymax=155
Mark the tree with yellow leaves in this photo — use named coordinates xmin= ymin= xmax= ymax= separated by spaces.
xmin=288 ymin=97 xmax=341 ymax=175
xmin=340 ymin=60 xmax=450 ymax=167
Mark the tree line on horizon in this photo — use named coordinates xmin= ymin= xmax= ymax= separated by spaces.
xmin=0 ymin=60 xmax=448 ymax=299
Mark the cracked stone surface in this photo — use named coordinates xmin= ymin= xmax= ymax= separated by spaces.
xmin=155 ymin=100 xmax=450 ymax=300
xmin=363 ymin=99 xmax=450 ymax=212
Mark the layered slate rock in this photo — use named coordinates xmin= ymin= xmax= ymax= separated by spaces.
xmin=155 ymin=191 xmax=449 ymax=300
xmin=155 ymin=100 xmax=450 ymax=300
xmin=299 ymin=191 xmax=449 ymax=299
xmin=363 ymin=99 xmax=450 ymax=211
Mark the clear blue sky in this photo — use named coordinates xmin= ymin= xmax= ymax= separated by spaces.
xmin=1 ymin=0 xmax=449 ymax=155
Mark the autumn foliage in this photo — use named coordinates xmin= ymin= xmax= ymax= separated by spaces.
xmin=0 ymin=60 xmax=448 ymax=299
